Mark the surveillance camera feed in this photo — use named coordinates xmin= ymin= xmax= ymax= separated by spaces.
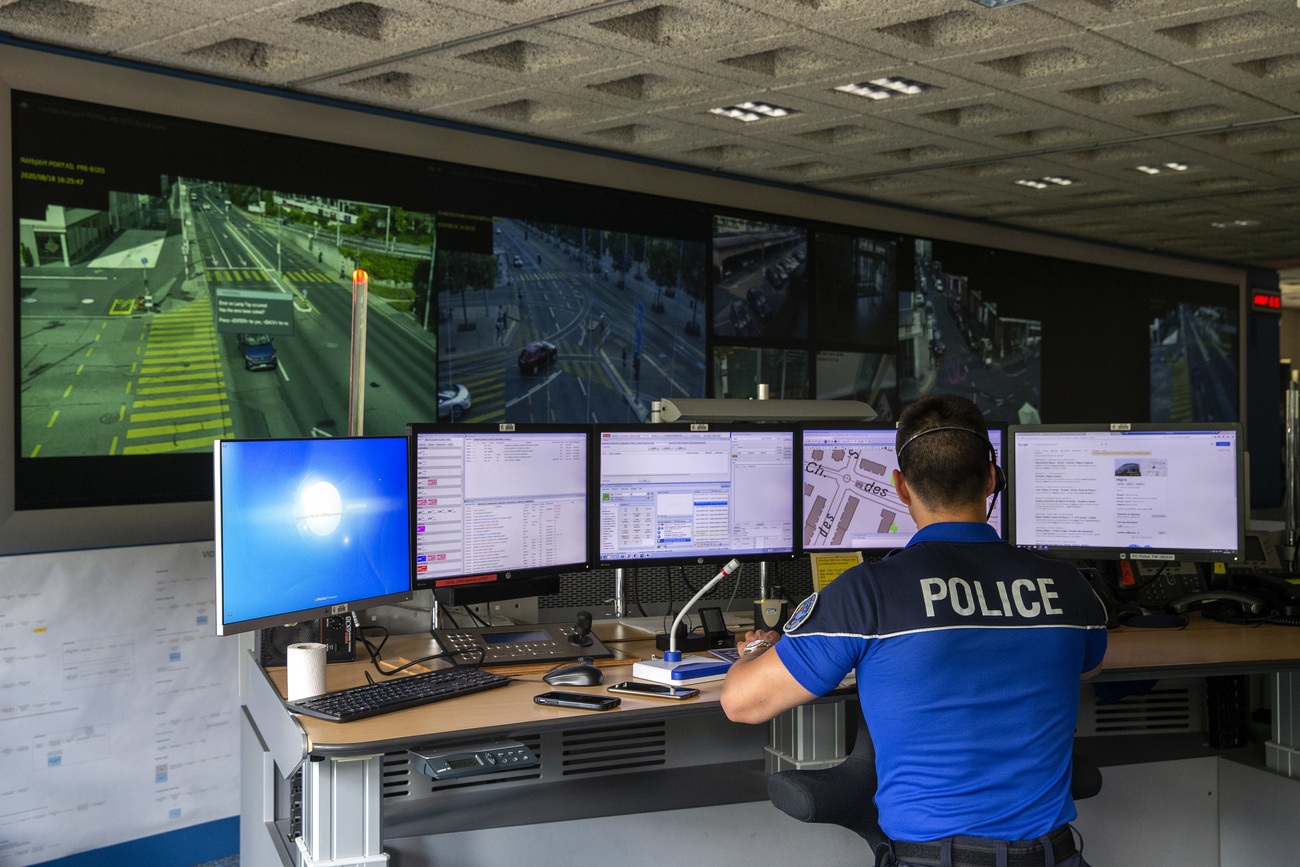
xmin=12 ymin=92 xmax=443 ymax=512
xmin=435 ymin=219 xmax=707 ymax=424
xmin=811 ymin=231 xmax=899 ymax=347
xmin=902 ymin=239 xmax=1042 ymax=425
xmin=712 ymin=215 xmax=808 ymax=339
xmin=1149 ymin=301 xmax=1237 ymax=423
xmin=815 ymin=351 xmax=898 ymax=423
xmin=18 ymin=175 xmax=438 ymax=455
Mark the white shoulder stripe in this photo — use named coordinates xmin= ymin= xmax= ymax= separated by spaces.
xmin=788 ymin=623 xmax=1107 ymax=641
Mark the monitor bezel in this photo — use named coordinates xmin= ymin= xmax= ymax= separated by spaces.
xmin=799 ymin=422 xmax=1008 ymax=552
xmin=213 ymin=435 xmax=415 ymax=637
xmin=1006 ymin=422 xmax=1246 ymax=563
xmin=591 ymin=421 xmax=800 ymax=568
xmin=406 ymin=422 xmax=592 ymax=595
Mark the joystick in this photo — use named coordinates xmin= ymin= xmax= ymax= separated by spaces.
xmin=568 ymin=610 xmax=594 ymax=647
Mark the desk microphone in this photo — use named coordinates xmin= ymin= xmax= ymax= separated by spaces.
xmin=633 ymin=559 xmax=741 ymax=686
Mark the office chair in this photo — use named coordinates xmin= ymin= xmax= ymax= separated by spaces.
xmin=766 ymin=705 xmax=1102 ymax=852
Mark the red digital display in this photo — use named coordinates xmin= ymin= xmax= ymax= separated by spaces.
xmin=1253 ymin=293 xmax=1281 ymax=310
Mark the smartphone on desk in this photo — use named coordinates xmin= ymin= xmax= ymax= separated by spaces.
xmin=534 ymin=691 xmax=621 ymax=711
xmin=607 ymin=681 xmax=700 ymax=700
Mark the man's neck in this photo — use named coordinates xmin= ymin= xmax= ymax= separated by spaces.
xmin=912 ymin=506 xmax=989 ymax=531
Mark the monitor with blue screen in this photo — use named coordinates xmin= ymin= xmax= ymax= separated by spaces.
xmin=214 ymin=436 xmax=413 ymax=635
xmin=802 ymin=426 xmax=1005 ymax=550
xmin=1007 ymin=424 xmax=1244 ymax=562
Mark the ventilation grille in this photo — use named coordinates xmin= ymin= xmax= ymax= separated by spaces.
xmin=559 ymin=721 xmax=667 ymax=776
xmin=382 ymin=750 xmax=413 ymax=799
xmin=540 ymin=560 xmax=816 ymax=611
xmin=1077 ymin=680 xmax=1205 ymax=736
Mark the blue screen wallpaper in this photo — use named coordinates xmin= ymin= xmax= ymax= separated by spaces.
xmin=218 ymin=437 xmax=411 ymax=627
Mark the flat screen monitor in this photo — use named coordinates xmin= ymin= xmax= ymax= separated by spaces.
xmin=408 ymin=424 xmax=589 ymax=598
xmin=595 ymin=424 xmax=797 ymax=566
xmin=802 ymin=425 xmax=1005 ymax=551
xmin=214 ymin=437 xmax=413 ymax=636
xmin=1008 ymin=424 xmax=1244 ymax=562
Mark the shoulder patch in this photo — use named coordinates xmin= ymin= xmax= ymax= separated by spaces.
xmin=783 ymin=592 xmax=818 ymax=633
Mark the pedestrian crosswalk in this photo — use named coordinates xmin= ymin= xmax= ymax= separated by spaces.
xmin=205 ymin=269 xmax=269 ymax=283
xmin=119 ymin=296 xmax=231 ymax=455
xmin=204 ymin=269 xmax=336 ymax=283
xmin=515 ymin=271 xmax=576 ymax=282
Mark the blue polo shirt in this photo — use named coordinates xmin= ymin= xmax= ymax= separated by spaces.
xmin=777 ymin=522 xmax=1107 ymax=842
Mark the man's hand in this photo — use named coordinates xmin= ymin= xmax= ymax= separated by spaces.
xmin=735 ymin=629 xmax=782 ymax=655
xmin=721 ymin=629 xmax=816 ymax=724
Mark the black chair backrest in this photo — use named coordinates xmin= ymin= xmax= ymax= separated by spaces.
xmin=767 ymin=703 xmax=1101 ymax=850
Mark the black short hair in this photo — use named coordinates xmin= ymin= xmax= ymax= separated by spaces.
xmin=895 ymin=394 xmax=992 ymax=512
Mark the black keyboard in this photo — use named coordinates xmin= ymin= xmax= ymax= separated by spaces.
xmin=286 ymin=667 xmax=511 ymax=722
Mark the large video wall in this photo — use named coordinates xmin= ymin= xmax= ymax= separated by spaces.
xmin=11 ymin=90 xmax=1239 ymax=510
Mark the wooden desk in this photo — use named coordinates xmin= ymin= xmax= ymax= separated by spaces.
xmin=241 ymin=618 xmax=1300 ymax=867
xmin=1097 ymin=617 xmax=1300 ymax=682
xmin=261 ymin=633 xmax=730 ymax=757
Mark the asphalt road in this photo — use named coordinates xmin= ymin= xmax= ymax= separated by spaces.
xmin=439 ymin=219 xmax=706 ymax=425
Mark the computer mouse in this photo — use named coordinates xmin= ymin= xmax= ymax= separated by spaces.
xmin=543 ymin=662 xmax=604 ymax=687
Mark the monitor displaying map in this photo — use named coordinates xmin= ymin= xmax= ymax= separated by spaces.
xmin=802 ymin=426 xmax=1004 ymax=550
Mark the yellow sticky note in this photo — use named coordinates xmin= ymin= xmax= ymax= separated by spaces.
xmin=808 ymin=552 xmax=864 ymax=591
xmin=1213 ymin=562 xmax=1227 ymax=575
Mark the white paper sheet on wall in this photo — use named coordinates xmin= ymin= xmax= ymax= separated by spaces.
xmin=0 ymin=541 xmax=238 ymax=866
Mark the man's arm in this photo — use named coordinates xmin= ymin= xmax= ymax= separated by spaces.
xmin=720 ymin=630 xmax=818 ymax=724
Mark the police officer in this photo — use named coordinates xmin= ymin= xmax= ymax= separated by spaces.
xmin=721 ymin=394 xmax=1106 ymax=867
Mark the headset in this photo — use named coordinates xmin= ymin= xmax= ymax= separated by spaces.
xmin=896 ymin=426 xmax=1006 ymax=520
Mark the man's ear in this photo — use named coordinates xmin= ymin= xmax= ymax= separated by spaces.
xmin=893 ymin=469 xmax=912 ymax=507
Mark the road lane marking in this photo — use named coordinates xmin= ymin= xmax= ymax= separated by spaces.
xmin=133 ymin=392 xmax=228 ymax=408
xmin=62 ymin=385 xmax=72 ymax=398
xmin=139 ymin=362 xmax=222 ymax=374
xmin=123 ymin=434 xmax=227 ymax=455
xmin=278 ymin=359 xmax=290 ymax=383
xmin=139 ymin=371 xmax=224 ymax=384
xmin=130 ymin=404 xmax=229 ymax=422
xmin=108 ymin=437 xmax=116 ymax=455
xmin=127 ymin=418 xmax=232 ymax=439
xmin=47 ymin=411 xmax=58 ymax=428
xmin=30 ymin=445 xmax=41 ymax=457
xmin=505 ymin=370 xmax=563 ymax=408
xmin=137 ymin=381 xmax=226 ymax=394
xmin=118 ymin=405 xmax=124 ymax=421
xmin=76 ymin=365 xmax=83 ymax=375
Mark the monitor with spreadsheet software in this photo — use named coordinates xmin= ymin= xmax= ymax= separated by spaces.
xmin=1007 ymin=424 xmax=1244 ymax=562
xmin=594 ymin=424 xmax=797 ymax=567
xmin=214 ymin=436 xmax=413 ymax=636
xmin=802 ymin=426 xmax=1005 ymax=551
xmin=407 ymin=424 xmax=590 ymax=602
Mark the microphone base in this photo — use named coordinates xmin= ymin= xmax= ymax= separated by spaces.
xmin=632 ymin=656 xmax=730 ymax=685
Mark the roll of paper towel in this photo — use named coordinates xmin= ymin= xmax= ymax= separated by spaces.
xmin=287 ymin=642 xmax=328 ymax=700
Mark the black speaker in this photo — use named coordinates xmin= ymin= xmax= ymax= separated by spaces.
xmin=256 ymin=616 xmax=355 ymax=666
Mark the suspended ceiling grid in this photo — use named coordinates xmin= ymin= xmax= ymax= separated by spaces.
xmin=1 ymin=0 xmax=1298 ymax=269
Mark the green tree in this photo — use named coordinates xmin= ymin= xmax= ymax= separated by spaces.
xmin=646 ymin=240 xmax=681 ymax=312
xmin=430 ymin=252 xmax=499 ymax=329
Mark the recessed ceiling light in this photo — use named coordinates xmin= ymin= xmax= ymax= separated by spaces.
xmin=1210 ymin=219 xmax=1260 ymax=229
xmin=709 ymin=101 xmax=798 ymax=122
xmin=1135 ymin=162 xmax=1191 ymax=175
xmin=1015 ymin=176 xmax=1077 ymax=189
xmin=835 ymin=77 xmax=939 ymax=100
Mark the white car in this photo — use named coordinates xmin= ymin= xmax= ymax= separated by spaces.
xmin=437 ymin=384 xmax=471 ymax=421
